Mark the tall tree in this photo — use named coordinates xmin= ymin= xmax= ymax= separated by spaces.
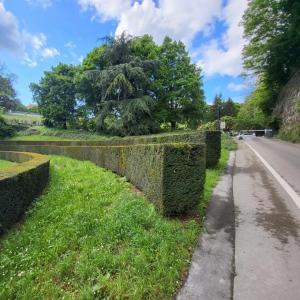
xmin=0 ymin=66 xmax=19 ymax=111
xmin=223 ymin=97 xmax=238 ymax=117
xmin=87 ymin=33 xmax=158 ymax=135
xmin=155 ymin=37 xmax=205 ymax=130
xmin=242 ymin=0 xmax=300 ymax=113
xmin=30 ymin=63 xmax=77 ymax=129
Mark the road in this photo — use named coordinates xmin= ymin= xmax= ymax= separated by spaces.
xmin=233 ymin=137 xmax=300 ymax=300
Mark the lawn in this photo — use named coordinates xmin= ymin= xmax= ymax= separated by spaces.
xmin=0 ymin=159 xmax=16 ymax=168
xmin=0 ymin=135 xmax=235 ymax=299
xmin=3 ymin=113 xmax=42 ymax=123
xmin=0 ymin=156 xmax=199 ymax=299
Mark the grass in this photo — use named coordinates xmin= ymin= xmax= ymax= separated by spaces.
xmin=0 ymin=156 xmax=199 ymax=299
xmin=0 ymin=134 xmax=236 ymax=299
xmin=3 ymin=113 xmax=42 ymax=123
xmin=10 ymin=126 xmax=113 ymax=141
xmin=0 ymin=159 xmax=16 ymax=169
xmin=199 ymin=133 xmax=237 ymax=216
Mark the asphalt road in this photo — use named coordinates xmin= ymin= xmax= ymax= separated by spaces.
xmin=233 ymin=138 xmax=300 ymax=300
xmin=244 ymin=136 xmax=300 ymax=194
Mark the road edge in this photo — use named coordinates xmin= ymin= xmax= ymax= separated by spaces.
xmin=177 ymin=151 xmax=236 ymax=300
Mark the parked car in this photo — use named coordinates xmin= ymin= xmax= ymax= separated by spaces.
xmin=237 ymin=134 xmax=243 ymax=140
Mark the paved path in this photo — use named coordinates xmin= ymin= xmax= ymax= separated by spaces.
xmin=177 ymin=137 xmax=300 ymax=300
xmin=233 ymin=139 xmax=300 ymax=300
xmin=177 ymin=152 xmax=235 ymax=300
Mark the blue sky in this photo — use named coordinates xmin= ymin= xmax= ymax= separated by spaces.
xmin=0 ymin=0 xmax=252 ymax=105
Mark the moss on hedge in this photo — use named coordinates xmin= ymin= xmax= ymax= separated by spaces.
xmin=0 ymin=130 xmax=221 ymax=167
xmin=0 ymin=151 xmax=50 ymax=234
xmin=0 ymin=143 xmax=205 ymax=216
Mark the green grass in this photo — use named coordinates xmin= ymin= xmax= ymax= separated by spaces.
xmin=3 ymin=114 xmax=42 ymax=123
xmin=0 ymin=156 xmax=199 ymax=299
xmin=0 ymin=159 xmax=16 ymax=169
xmin=11 ymin=126 xmax=113 ymax=141
xmin=0 ymin=134 xmax=236 ymax=299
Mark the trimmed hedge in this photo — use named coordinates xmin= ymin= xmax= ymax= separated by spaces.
xmin=0 ymin=151 xmax=50 ymax=234
xmin=0 ymin=130 xmax=221 ymax=167
xmin=205 ymin=131 xmax=221 ymax=168
xmin=0 ymin=142 xmax=206 ymax=216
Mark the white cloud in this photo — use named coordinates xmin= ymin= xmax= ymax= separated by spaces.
xmin=78 ymin=0 xmax=132 ymax=21
xmin=0 ymin=1 xmax=59 ymax=67
xmin=197 ymin=0 xmax=248 ymax=77
xmin=0 ymin=1 xmax=22 ymax=53
xmin=78 ymin=0 xmax=222 ymax=45
xmin=41 ymin=47 xmax=60 ymax=58
xmin=78 ymin=0 xmax=248 ymax=77
xmin=65 ymin=41 xmax=76 ymax=49
xmin=227 ymin=82 xmax=249 ymax=91
xmin=26 ymin=0 xmax=53 ymax=9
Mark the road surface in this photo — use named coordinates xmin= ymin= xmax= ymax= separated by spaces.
xmin=233 ymin=137 xmax=300 ymax=300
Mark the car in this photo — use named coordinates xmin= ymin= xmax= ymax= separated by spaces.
xmin=237 ymin=134 xmax=243 ymax=140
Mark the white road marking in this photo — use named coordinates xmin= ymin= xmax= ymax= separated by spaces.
xmin=244 ymin=141 xmax=300 ymax=209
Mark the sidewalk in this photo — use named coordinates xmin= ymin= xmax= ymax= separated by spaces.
xmin=177 ymin=152 xmax=235 ymax=300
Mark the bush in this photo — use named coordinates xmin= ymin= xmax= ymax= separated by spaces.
xmin=0 ymin=151 xmax=50 ymax=234
xmin=0 ymin=116 xmax=15 ymax=138
xmin=205 ymin=131 xmax=221 ymax=168
xmin=0 ymin=141 xmax=206 ymax=216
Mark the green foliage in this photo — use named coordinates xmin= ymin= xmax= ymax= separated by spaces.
xmin=0 ymin=159 xmax=16 ymax=168
xmin=0 ymin=66 xmax=19 ymax=111
xmin=235 ymin=81 xmax=270 ymax=130
xmin=242 ymin=0 xmax=300 ymax=114
xmin=81 ymin=34 xmax=159 ymax=136
xmin=0 ymin=139 xmax=206 ymax=217
xmin=0 ymin=115 xmax=15 ymax=138
xmin=0 ymin=151 xmax=49 ymax=234
xmin=200 ymin=135 xmax=235 ymax=216
xmin=0 ymin=156 xmax=199 ymax=299
xmin=205 ymin=131 xmax=221 ymax=168
xmin=155 ymin=37 xmax=205 ymax=130
xmin=205 ymin=94 xmax=240 ymax=123
xmin=30 ymin=63 xmax=77 ymax=129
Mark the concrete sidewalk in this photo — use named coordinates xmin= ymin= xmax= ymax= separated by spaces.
xmin=177 ymin=152 xmax=235 ymax=300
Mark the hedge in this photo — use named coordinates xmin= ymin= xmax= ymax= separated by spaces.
xmin=0 ymin=151 xmax=50 ymax=234
xmin=0 ymin=130 xmax=221 ymax=167
xmin=205 ymin=131 xmax=221 ymax=168
xmin=0 ymin=142 xmax=206 ymax=217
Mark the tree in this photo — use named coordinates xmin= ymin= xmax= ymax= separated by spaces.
xmin=30 ymin=63 xmax=77 ymax=129
xmin=155 ymin=37 xmax=205 ymax=130
xmin=242 ymin=0 xmax=300 ymax=113
xmin=223 ymin=97 xmax=239 ymax=117
xmin=235 ymin=83 xmax=270 ymax=130
xmin=86 ymin=33 xmax=158 ymax=135
xmin=0 ymin=66 xmax=19 ymax=111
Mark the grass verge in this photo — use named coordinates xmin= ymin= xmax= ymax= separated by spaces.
xmin=0 ymin=134 xmax=236 ymax=299
xmin=0 ymin=156 xmax=199 ymax=299
xmin=199 ymin=133 xmax=236 ymax=217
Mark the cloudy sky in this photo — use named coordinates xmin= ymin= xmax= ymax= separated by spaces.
xmin=0 ymin=0 xmax=251 ymax=105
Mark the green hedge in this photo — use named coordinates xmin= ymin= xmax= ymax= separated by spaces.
xmin=0 ymin=151 xmax=50 ymax=234
xmin=0 ymin=130 xmax=221 ymax=167
xmin=205 ymin=131 xmax=221 ymax=168
xmin=0 ymin=143 xmax=206 ymax=216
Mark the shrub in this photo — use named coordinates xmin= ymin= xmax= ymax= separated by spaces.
xmin=0 ymin=151 xmax=50 ymax=234
xmin=0 ymin=116 xmax=15 ymax=138
xmin=0 ymin=142 xmax=205 ymax=216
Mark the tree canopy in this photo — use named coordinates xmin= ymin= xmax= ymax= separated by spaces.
xmin=242 ymin=0 xmax=300 ymax=114
xmin=30 ymin=63 xmax=77 ymax=129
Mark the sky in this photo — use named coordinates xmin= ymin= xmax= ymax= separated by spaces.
xmin=0 ymin=0 xmax=252 ymax=105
